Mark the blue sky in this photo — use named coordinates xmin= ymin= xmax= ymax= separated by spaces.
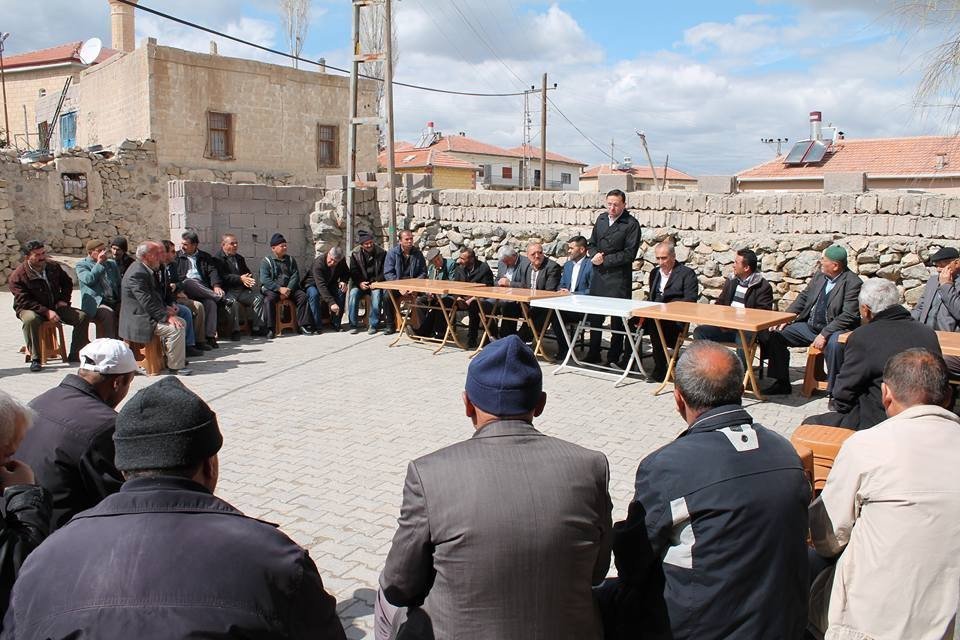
xmin=1 ymin=0 xmax=950 ymax=175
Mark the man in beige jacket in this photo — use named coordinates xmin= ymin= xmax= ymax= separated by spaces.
xmin=809 ymin=348 xmax=960 ymax=640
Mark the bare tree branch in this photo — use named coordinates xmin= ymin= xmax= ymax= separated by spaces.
xmin=896 ymin=1 xmax=960 ymax=121
xmin=279 ymin=0 xmax=310 ymax=69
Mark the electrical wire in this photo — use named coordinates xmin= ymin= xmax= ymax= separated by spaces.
xmin=113 ymin=0 xmax=530 ymax=97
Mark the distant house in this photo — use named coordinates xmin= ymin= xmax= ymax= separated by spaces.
xmin=408 ymin=124 xmax=585 ymax=190
xmin=579 ymin=162 xmax=698 ymax=192
xmin=378 ymin=143 xmax=479 ymax=189
xmin=737 ymin=135 xmax=960 ymax=194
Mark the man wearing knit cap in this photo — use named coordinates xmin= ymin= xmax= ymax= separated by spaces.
xmin=109 ymin=236 xmax=134 ymax=276
xmin=258 ymin=233 xmax=310 ymax=338
xmin=347 ymin=229 xmax=388 ymax=334
xmin=18 ymin=338 xmax=135 ymax=529
xmin=377 ymin=335 xmax=612 ymax=640
xmin=911 ymin=245 xmax=960 ymax=376
xmin=762 ymin=244 xmax=862 ymax=395
xmin=75 ymin=239 xmax=122 ymax=339
xmin=4 ymin=378 xmax=347 ymax=639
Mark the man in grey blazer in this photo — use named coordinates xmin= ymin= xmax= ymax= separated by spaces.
xmin=911 ymin=246 xmax=960 ymax=375
xmin=377 ymin=335 xmax=613 ymax=640
xmin=500 ymin=241 xmax=562 ymax=339
xmin=119 ymin=241 xmax=191 ymax=376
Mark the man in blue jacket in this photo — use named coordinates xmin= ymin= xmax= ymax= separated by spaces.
xmin=75 ymin=240 xmax=122 ymax=339
xmin=382 ymin=229 xmax=426 ymax=336
xmin=599 ymin=341 xmax=810 ymax=640
xmin=553 ymin=235 xmax=593 ymax=360
xmin=3 ymin=378 xmax=346 ymax=639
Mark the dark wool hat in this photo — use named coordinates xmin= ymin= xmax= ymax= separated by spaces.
xmin=929 ymin=247 xmax=960 ymax=264
xmin=357 ymin=230 xmax=373 ymax=243
xmin=270 ymin=233 xmax=287 ymax=247
xmin=114 ymin=377 xmax=223 ymax=471
xmin=465 ymin=335 xmax=542 ymax=416
xmin=110 ymin=236 xmax=128 ymax=252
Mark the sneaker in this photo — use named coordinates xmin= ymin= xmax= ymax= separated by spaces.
xmin=206 ymin=337 xmax=219 ymax=349
xmin=299 ymin=326 xmax=314 ymax=336
xmin=166 ymin=367 xmax=193 ymax=376
xmin=266 ymin=330 xmax=275 ymax=339
xmin=29 ymin=359 xmax=42 ymax=372
xmin=186 ymin=346 xmax=205 ymax=358
xmin=367 ymin=326 xmax=378 ymax=335
xmin=383 ymin=327 xmax=396 ymax=336
xmin=350 ymin=327 xmax=361 ymax=335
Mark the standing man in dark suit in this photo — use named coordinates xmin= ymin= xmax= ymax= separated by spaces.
xmin=803 ymin=278 xmax=941 ymax=430
xmin=585 ymin=189 xmax=641 ymax=367
xmin=214 ymin=233 xmax=264 ymax=339
xmin=119 ymin=241 xmax=191 ymax=376
xmin=376 ymin=335 xmax=612 ymax=640
xmin=762 ymin=245 xmax=862 ymax=395
xmin=502 ymin=241 xmax=562 ymax=339
xmin=644 ymin=240 xmax=699 ymax=382
xmin=911 ymin=246 xmax=960 ymax=375
xmin=453 ymin=247 xmax=495 ymax=349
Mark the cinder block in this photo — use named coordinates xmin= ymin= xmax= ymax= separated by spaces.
xmin=598 ymin=174 xmax=634 ymax=194
xmin=822 ymin=172 xmax=866 ymax=194
xmin=698 ymin=176 xmax=737 ymax=194
xmin=228 ymin=184 xmax=253 ymax=200
xmin=266 ymin=201 xmax=288 ymax=215
xmin=252 ymin=185 xmax=275 ymax=200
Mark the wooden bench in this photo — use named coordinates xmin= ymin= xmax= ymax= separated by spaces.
xmin=801 ymin=345 xmax=829 ymax=397
xmin=126 ymin=336 xmax=166 ymax=376
xmin=790 ymin=424 xmax=855 ymax=491
xmin=274 ymin=299 xmax=298 ymax=336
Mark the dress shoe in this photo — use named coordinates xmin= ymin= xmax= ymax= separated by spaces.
xmin=197 ymin=342 xmax=213 ymax=351
xmin=583 ymin=352 xmax=602 ymax=364
xmin=230 ymin=331 xmax=243 ymax=341
xmin=299 ymin=327 xmax=314 ymax=336
xmin=367 ymin=326 xmax=378 ymax=335
xmin=186 ymin=346 xmax=205 ymax=358
xmin=649 ymin=369 xmax=667 ymax=383
xmin=29 ymin=359 xmax=42 ymax=372
xmin=67 ymin=352 xmax=81 ymax=364
xmin=166 ymin=367 xmax=193 ymax=376
xmin=206 ymin=337 xmax=219 ymax=349
xmin=266 ymin=330 xmax=275 ymax=339
xmin=466 ymin=336 xmax=479 ymax=350
xmin=250 ymin=327 xmax=267 ymax=337
xmin=350 ymin=327 xmax=362 ymax=335
xmin=760 ymin=379 xmax=793 ymax=396
xmin=383 ymin=327 xmax=396 ymax=336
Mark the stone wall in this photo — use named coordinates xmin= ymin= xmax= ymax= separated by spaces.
xmin=170 ymin=180 xmax=323 ymax=268
xmin=310 ymin=183 xmax=960 ymax=310
xmin=0 ymin=179 xmax=18 ymax=285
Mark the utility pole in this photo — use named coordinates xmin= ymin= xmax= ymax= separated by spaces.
xmin=540 ymin=73 xmax=547 ymax=191
xmin=0 ymin=33 xmax=10 ymax=148
xmin=635 ymin=130 xmax=662 ymax=192
xmin=383 ymin=0 xmax=397 ymax=245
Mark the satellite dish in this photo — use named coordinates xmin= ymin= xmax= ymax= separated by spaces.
xmin=78 ymin=38 xmax=102 ymax=65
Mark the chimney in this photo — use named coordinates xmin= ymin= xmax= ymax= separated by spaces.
xmin=108 ymin=0 xmax=138 ymax=53
xmin=427 ymin=121 xmax=435 ymax=136
xmin=809 ymin=111 xmax=823 ymax=141
xmin=209 ymin=41 xmax=218 ymax=55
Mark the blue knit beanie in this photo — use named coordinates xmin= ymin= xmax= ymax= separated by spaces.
xmin=465 ymin=335 xmax=542 ymax=416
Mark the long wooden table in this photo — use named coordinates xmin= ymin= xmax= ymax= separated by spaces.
xmin=531 ymin=295 xmax=660 ymax=386
xmin=371 ymin=279 xmax=486 ymax=353
xmin=839 ymin=329 xmax=960 ymax=358
xmin=631 ymin=301 xmax=796 ymax=400
xmin=442 ymin=284 xmax=569 ymax=359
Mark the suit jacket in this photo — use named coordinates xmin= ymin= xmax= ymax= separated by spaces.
xmin=911 ymin=273 xmax=960 ymax=332
xmin=75 ymin=257 xmax=122 ymax=318
xmin=647 ymin=263 xmax=699 ymax=304
xmin=119 ymin=260 xmax=169 ymax=344
xmin=510 ymin=258 xmax=562 ymax=291
xmin=495 ymin=255 xmax=529 ymax=284
xmin=832 ymin=305 xmax=941 ymax=430
xmin=559 ymin=257 xmax=593 ymax=294
xmin=213 ymin=250 xmax=255 ymax=292
xmin=308 ymin=254 xmax=350 ymax=306
xmin=381 ymin=420 xmax=613 ymax=640
xmin=587 ymin=210 xmax=641 ymax=299
xmin=174 ymin=249 xmax=222 ymax=289
xmin=349 ymin=245 xmax=387 ymax=287
xmin=788 ymin=269 xmax=862 ymax=336
xmin=453 ymin=260 xmax=494 ymax=285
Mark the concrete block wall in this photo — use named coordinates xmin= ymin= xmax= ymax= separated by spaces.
xmin=170 ymin=180 xmax=323 ymax=268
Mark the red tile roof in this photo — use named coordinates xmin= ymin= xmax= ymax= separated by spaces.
xmin=2 ymin=41 xmax=119 ymax=71
xmin=580 ymin=163 xmax=697 ymax=182
xmin=505 ymin=144 xmax=586 ymax=166
xmin=378 ymin=147 xmax=479 ymax=171
xmin=737 ymin=135 xmax=960 ymax=179
xmin=429 ymin=134 xmax=517 ymax=158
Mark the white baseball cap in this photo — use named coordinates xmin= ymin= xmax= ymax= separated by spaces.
xmin=78 ymin=339 xmax=138 ymax=375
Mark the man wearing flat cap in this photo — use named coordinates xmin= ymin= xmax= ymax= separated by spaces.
xmin=762 ymin=244 xmax=862 ymax=395
xmin=259 ymin=233 xmax=311 ymax=338
xmin=18 ymin=339 xmax=135 ymax=529
xmin=75 ymin=240 xmax=122 ymax=339
xmin=4 ymin=378 xmax=347 ymax=639
xmin=347 ymin=230 xmax=388 ymax=334
xmin=912 ymin=246 xmax=960 ymax=375
xmin=376 ymin=335 xmax=613 ymax=640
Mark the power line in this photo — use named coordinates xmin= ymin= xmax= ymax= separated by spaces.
xmin=546 ymin=96 xmax=615 ymax=162
xmin=114 ymin=0 xmax=529 ymax=98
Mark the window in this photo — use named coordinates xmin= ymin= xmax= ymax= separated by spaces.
xmin=60 ymin=112 xmax=77 ymax=150
xmin=533 ymin=169 xmax=541 ymax=187
xmin=501 ymin=166 xmax=513 ymax=179
xmin=317 ymin=124 xmax=339 ymax=168
xmin=62 ymin=173 xmax=88 ymax=210
xmin=38 ymin=88 xmax=46 ymax=98
xmin=206 ymin=111 xmax=234 ymax=160
xmin=561 ymin=172 xmax=572 ymax=184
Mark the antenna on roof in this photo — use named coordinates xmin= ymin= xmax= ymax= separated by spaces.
xmin=78 ymin=38 xmax=102 ymax=65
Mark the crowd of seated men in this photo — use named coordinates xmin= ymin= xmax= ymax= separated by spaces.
xmin=4 ymin=198 xmax=960 ymax=637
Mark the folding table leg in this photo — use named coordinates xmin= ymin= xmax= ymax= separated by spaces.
xmin=616 ymin=316 xmax=646 ymax=387
xmin=433 ymin=295 xmax=466 ymax=354
xmin=522 ymin=303 xmax=554 ymax=362
xmin=385 ymin=290 xmax=407 ymax=347
xmin=739 ymin=329 xmax=766 ymax=401
xmin=653 ymin=321 xmax=689 ymax=395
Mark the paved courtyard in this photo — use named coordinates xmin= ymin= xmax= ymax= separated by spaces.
xmin=0 ymin=289 xmax=827 ymax=638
